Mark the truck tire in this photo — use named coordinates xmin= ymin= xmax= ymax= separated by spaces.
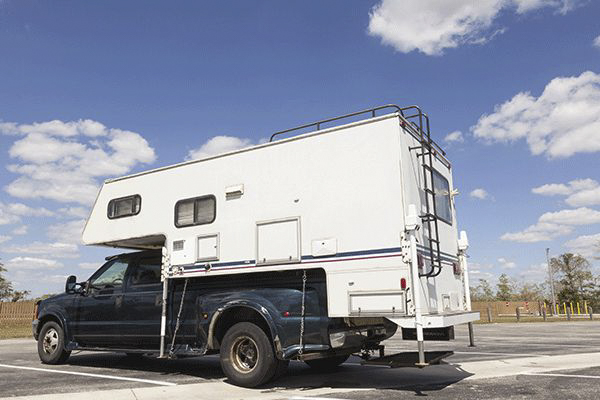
xmin=304 ymin=354 xmax=349 ymax=371
xmin=220 ymin=322 xmax=278 ymax=387
xmin=37 ymin=321 xmax=71 ymax=364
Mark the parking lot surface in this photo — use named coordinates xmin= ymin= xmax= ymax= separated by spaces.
xmin=1 ymin=321 xmax=600 ymax=399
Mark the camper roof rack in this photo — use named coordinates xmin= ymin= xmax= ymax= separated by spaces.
xmin=269 ymin=104 xmax=449 ymax=167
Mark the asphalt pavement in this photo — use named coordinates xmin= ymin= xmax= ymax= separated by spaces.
xmin=1 ymin=321 xmax=599 ymax=399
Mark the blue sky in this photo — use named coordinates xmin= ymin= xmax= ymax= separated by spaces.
xmin=0 ymin=0 xmax=599 ymax=296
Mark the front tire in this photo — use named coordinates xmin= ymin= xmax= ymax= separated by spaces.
xmin=37 ymin=321 xmax=71 ymax=364
xmin=220 ymin=322 xmax=278 ymax=387
xmin=304 ymin=354 xmax=349 ymax=371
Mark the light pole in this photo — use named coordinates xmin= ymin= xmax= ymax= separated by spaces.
xmin=546 ymin=248 xmax=557 ymax=315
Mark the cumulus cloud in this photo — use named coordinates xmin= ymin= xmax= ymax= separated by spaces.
xmin=11 ymin=225 xmax=27 ymax=235
xmin=1 ymin=119 xmax=156 ymax=205
xmin=47 ymin=219 xmax=86 ymax=244
xmin=58 ymin=207 xmax=90 ymax=219
xmin=565 ymin=233 xmax=600 ymax=257
xmin=470 ymin=188 xmax=490 ymax=200
xmin=532 ymin=178 xmax=600 ymax=207
xmin=0 ymin=241 xmax=79 ymax=258
xmin=0 ymin=235 xmax=11 ymax=244
xmin=502 ymin=207 xmax=600 ymax=243
xmin=4 ymin=256 xmax=64 ymax=270
xmin=472 ymin=71 xmax=600 ymax=158
xmin=186 ymin=136 xmax=255 ymax=161
xmin=78 ymin=262 xmax=101 ymax=270
xmin=594 ymin=35 xmax=600 ymax=49
xmin=498 ymin=257 xmax=516 ymax=269
xmin=444 ymin=130 xmax=464 ymax=143
xmin=367 ymin=0 xmax=582 ymax=56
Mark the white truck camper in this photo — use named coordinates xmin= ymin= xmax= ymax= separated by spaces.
xmin=76 ymin=104 xmax=478 ymax=386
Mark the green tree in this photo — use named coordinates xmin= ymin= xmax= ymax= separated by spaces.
xmin=496 ymin=273 xmax=515 ymax=301
xmin=471 ymin=279 xmax=495 ymax=301
xmin=551 ymin=253 xmax=593 ymax=304
xmin=0 ymin=261 xmax=30 ymax=302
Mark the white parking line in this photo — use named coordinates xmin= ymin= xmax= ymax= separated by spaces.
xmin=0 ymin=363 xmax=176 ymax=386
xmin=454 ymin=351 xmax=548 ymax=357
xmin=524 ymin=372 xmax=600 ymax=380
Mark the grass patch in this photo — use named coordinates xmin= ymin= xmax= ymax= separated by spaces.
xmin=0 ymin=320 xmax=32 ymax=339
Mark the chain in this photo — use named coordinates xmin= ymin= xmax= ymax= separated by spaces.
xmin=169 ymin=277 xmax=188 ymax=358
xmin=298 ymin=270 xmax=307 ymax=355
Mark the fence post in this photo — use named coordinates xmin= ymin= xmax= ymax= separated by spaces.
xmin=487 ymin=306 xmax=492 ymax=323
xmin=516 ymin=307 xmax=521 ymax=321
xmin=566 ymin=306 xmax=571 ymax=321
xmin=542 ymin=307 xmax=547 ymax=321
xmin=590 ymin=306 xmax=593 ymax=321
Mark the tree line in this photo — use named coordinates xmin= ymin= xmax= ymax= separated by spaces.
xmin=471 ymin=253 xmax=600 ymax=310
xmin=0 ymin=261 xmax=30 ymax=302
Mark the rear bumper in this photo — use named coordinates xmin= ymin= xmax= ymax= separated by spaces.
xmin=387 ymin=311 xmax=480 ymax=328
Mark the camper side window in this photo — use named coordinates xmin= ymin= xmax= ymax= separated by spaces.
xmin=432 ymin=170 xmax=452 ymax=224
xmin=108 ymin=195 xmax=141 ymax=219
xmin=175 ymin=195 xmax=216 ymax=227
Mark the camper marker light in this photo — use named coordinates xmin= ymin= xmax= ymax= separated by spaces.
xmin=282 ymin=311 xmax=290 ymax=317
xmin=400 ymin=278 xmax=407 ymax=289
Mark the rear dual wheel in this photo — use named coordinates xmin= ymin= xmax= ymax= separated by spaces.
xmin=220 ymin=322 xmax=288 ymax=387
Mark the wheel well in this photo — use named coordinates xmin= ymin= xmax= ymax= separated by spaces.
xmin=37 ymin=315 xmax=62 ymax=335
xmin=213 ymin=306 xmax=273 ymax=349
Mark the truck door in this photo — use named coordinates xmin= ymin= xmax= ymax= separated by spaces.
xmin=73 ymin=257 xmax=130 ymax=347
xmin=119 ymin=252 xmax=163 ymax=349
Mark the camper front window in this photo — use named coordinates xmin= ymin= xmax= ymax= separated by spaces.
xmin=175 ymin=195 xmax=216 ymax=227
xmin=107 ymin=195 xmax=141 ymax=219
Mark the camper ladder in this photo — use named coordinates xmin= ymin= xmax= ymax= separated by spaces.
xmin=402 ymin=107 xmax=443 ymax=278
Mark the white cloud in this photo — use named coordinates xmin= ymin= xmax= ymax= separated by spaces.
xmin=58 ymin=206 xmax=90 ymax=219
xmin=472 ymin=71 xmax=600 ymax=158
xmin=11 ymin=225 xmax=27 ymax=235
xmin=367 ymin=0 xmax=581 ymax=56
xmin=186 ymin=136 xmax=255 ymax=161
xmin=498 ymin=257 xmax=516 ymax=269
xmin=501 ymin=207 xmax=600 ymax=243
xmin=4 ymin=256 xmax=64 ymax=270
xmin=47 ymin=219 xmax=86 ymax=244
xmin=594 ymin=35 xmax=600 ymax=49
xmin=0 ymin=235 xmax=11 ymax=244
xmin=1 ymin=119 xmax=156 ymax=205
xmin=532 ymin=179 xmax=600 ymax=207
xmin=539 ymin=207 xmax=600 ymax=225
xmin=564 ymin=233 xmax=600 ymax=257
xmin=444 ymin=130 xmax=464 ymax=143
xmin=470 ymin=188 xmax=490 ymax=200
xmin=78 ymin=262 xmax=101 ymax=270
xmin=0 ymin=241 xmax=79 ymax=258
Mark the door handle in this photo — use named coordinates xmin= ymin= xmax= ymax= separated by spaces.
xmin=155 ymin=294 xmax=162 ymax=307
xmin=115 ymin=294 xmax=123 ymax=308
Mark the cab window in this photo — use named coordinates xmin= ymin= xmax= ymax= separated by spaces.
xmin=90 ymin=259 xmax=129 ymax=288
xmin=129 ymin=256 xmax=162 ymax=286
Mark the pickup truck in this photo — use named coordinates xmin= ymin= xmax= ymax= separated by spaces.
xmin=33 ymin=249 xmax=397 ymax=387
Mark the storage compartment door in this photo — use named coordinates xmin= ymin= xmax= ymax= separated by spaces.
xmin=257 ymin=217 xmax=300 ymax=264
xmin=197 ymin=234 xmax=219 ymax=261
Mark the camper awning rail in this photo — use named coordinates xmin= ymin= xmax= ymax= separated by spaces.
xmin=269 ymin=104 xmax=449 ymax=167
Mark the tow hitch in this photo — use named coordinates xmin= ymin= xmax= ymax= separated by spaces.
xmin=361 ymin=351 xmax=453 ymax=368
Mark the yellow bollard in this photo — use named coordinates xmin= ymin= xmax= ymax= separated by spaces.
xmin=585 ymin=301 xmax=588 ymax=315
xmin=570 ymin=302 xmax=574 ymax=315
xmin=577 ymin=302 xmax=581 ymax=315
xmin=564 ymin=302 xmax=567 ymax=315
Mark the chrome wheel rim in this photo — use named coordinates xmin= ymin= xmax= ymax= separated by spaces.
xmin=231 ymin=336 xmax=259 ymax=373
xmin=42 ymin=328 xmax=59 ymax=355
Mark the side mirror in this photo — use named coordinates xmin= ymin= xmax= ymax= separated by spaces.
xmin=65 ymin=275 xmax=77 ymax=293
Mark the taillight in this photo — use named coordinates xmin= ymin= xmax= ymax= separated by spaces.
xmin=400 ymin=278 xmax=407 ymax=289
xmin=453 ymin=262 xmax=461 ymax=275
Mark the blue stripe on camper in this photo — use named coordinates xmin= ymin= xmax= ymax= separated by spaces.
xmin=180 ymin=245 xmax=458 ymax=272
